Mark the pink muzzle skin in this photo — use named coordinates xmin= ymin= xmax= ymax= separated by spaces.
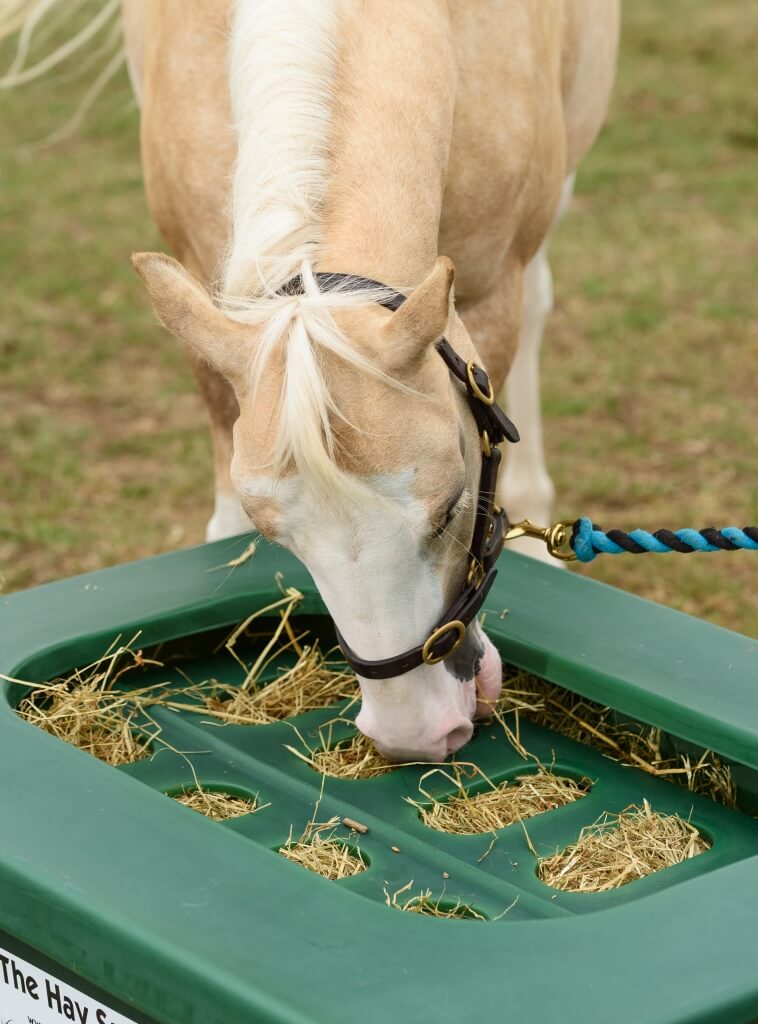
xmin=474 ymin=631 xmax=503 ymax=718
xmin=354 ymin=633 xmax=503 ymax=762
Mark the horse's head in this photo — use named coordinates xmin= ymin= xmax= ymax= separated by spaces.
xmin=134 ymin=253 xmax=504 ymax=762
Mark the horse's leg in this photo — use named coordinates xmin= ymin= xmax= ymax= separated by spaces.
xmin=155 ymin=238 xmax=249 ymax=543
xmin=125 ymin=3 xmax=248 ymax=542
xmin=496 ymin=173 xmax=575 ymax=563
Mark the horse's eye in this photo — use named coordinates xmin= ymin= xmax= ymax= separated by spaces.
xmin=430 ymin=488 xmax=468 ymax=540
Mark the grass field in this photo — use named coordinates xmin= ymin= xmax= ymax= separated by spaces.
xmin=1 ymin=1 xmax=756 ymax=636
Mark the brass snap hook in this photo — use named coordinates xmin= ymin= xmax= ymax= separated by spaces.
xmin=503 ymin=518 xmax=578 ymax=562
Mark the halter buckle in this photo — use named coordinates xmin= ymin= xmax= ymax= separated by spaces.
xmin=422 ymin=620 xmax=467 ymax=665
xmin=466 ymin=558 xmax=485 ymax=588
xmin=466 ymin=361 xmax=495 ymax=405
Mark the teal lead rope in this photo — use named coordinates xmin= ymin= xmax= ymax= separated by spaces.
xmin=570 ymin=518 xmax=758 ymax=564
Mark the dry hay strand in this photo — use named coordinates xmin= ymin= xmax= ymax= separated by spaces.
xmin=538 ymin=800 xmax=709 ymax=893
xmin=10 ymin=589 xmax=357 ymax=765
xmin=408 ymin=764 xmax=589 ymax=835
xmin=171 ymin=588 xmax=359 ymax=726
xmin=487 ymin=670 xmax=736 ymax=808
xmin=200 ymin=645 xmax=358 ymax=725
xmin=172 ymin=785 xmax=262 ymax=821
xmin=14 ymin=636 xmax=169 ymax=766
xmin=286 ymin=728 xmax=397 ymax=780
xmin=384 ymin=881 xmax=486 ymax=921
xmin=309 ymin=732 xmax=395 ymax=779
xmin=218 ymin=538 xmax=257 ymax=569
xmin=279 ymin=816 xmax=367 ymax=880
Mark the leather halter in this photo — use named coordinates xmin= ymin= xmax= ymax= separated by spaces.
xmin=280 ymin=272 xmax=519 ymax=679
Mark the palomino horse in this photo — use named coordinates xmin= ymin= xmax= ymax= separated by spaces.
xmin=12 ymin=0 xmax=620 ymax=761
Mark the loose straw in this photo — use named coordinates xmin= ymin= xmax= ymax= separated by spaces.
xmin=486 ymin=670 xmax=736 ymax=807
xmin=279 ymin=816 xmax=367 ymax=880
xmin=15 ymin=636 xmax=168 ymax=766
xmin=407 ymin=764 xmax=588 ymax=835
xmin=384 ymin=881 xmax=486 ymax=920
xmin=173 ymin=785 xmax=263 ymax=821
xmin=286 ymin=728 xmax=396 ymax=780
xmin=13 ymin=589 xmax=359 ymax=764
xmin=539 ymin=800 xmax=709 ymax=892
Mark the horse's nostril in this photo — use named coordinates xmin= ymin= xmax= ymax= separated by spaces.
xmin=445 ymin=722 xmax=474 ymax=755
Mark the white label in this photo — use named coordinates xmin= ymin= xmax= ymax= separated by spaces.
xmin=0 ymin=943 xmax=141 ymax=1024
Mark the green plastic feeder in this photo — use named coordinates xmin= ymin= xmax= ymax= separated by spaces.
xmin=1 ymin=538 xmax=757 ymax=1024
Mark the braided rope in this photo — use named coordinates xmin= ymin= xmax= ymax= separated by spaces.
xmin=571 ymin=518 xmax=758 ymax=564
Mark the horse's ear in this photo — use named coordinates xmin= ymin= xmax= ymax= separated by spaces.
xmin=382 ymin=256 xmax=454 ymax=369
xmin=131 ymin=252 xmax=248 ymax=383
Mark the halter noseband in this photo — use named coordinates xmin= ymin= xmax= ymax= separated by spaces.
xmin=281 ymin=272 xmax=519 ymax=679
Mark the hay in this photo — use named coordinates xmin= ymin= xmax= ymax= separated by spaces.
xmin=286 ymin=729 xmax=397 ymax=779
xmin=195 ymin=642 xmax=358 ymax=726
xmin=15 ymin=637 xmax=167 ymax=765
xmin=13 ymin=589 xmax=359 ymax=767
xmin=308 ymin=733 xmax=396 ymax=779
xmin=538 ymin=800 xmax=709 ymax=892
xmin=167 ymin=588 xmax=359 ymax=726
xmin=172 ymin=785 xmax=262 ymax=821
xmin=12 ymin=579 xmax=736 ymax=865
xmin=408 ymin=765 xmax=588 ymax=835
xmin=279 ymin=816 xmax=367 ymax=880
xmin=489 ymin=670 xmax=736 ymax=807
xmin=384 ymin=882 xmax=486 ymax=920
xmin=221 ymin=539 xmax=257 ymax=568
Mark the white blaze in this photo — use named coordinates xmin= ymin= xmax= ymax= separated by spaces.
xmin=235 ymin=470 xmax=478 ymax=761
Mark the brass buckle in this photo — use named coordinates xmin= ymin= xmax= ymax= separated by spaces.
xmin=481 ymin=429 xmax=492 ymax=458
xmin=466 ymin=361 xmax=495 ymax=405
xmin=422 ymin=620 xmax=467 ymax=665
xmin=466 ymin=558 xmax=485 ymax=588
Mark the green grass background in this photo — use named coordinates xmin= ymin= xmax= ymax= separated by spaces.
xmin=1 ymin=1 xmax=756 ymax=636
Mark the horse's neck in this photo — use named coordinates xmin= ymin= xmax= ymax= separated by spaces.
xmin=318 ymin=1 xmax=456 ymax=289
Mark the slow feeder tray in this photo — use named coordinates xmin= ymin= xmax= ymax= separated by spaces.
xmin=1 ymin=539 xmax=757 ymax=1024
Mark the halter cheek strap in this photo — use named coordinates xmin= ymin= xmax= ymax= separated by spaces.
xmin=280 ymin=271 xmax=519 ymax=680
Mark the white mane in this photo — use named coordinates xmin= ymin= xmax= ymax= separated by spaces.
xmin=223 ymin=0 xmax=335 ymax=299
xmin=222 ymin=0 xmax=400 ymax=487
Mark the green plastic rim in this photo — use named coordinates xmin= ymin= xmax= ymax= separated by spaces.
xmin=1 ymin=538 xmax=757 ymax=1024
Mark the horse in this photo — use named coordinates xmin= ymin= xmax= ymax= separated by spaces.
xmin=8 ymin=0 xmax=620 ymax=762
